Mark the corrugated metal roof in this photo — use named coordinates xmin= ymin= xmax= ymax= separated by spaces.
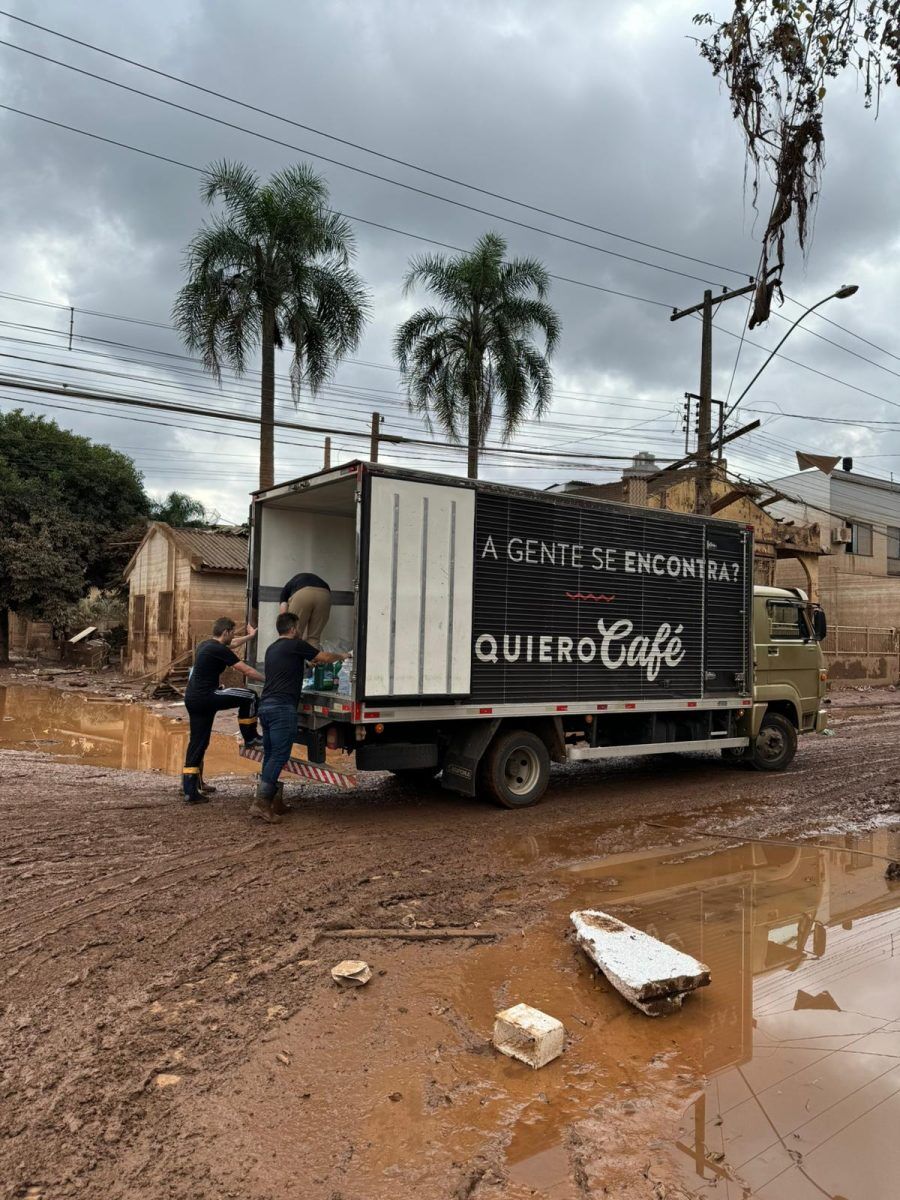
xmin=168 ymin=527 xmax=248 ymax=572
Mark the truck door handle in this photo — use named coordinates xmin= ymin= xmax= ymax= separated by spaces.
xmin=768 ymin=648 xmax=779 ymax=656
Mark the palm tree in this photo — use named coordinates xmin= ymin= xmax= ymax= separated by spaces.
xmin=394 ymin=232 xmax=559 ymax=479
xmin=174 ymin=161 xmax=369 ymax=490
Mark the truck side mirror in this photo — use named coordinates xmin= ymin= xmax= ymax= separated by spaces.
xmin=812 ymin=608 xmax=827 ymax=642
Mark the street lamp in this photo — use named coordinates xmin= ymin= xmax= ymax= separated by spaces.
xmin=726 ymin=284 xmax=860 ymax=418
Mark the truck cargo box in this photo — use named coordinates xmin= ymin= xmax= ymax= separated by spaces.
xmin=248 ymin=462 xmax=753 ymax=717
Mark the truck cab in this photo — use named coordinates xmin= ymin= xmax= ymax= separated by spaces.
xmin=737 ymin=585 xmax=828 ymax=770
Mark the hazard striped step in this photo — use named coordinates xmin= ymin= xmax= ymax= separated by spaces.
xmin=238 ymin=744 xmax=357 ymax=789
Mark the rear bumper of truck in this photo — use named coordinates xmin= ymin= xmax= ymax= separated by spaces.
xmin=815 ymin=708 xmax=829 ymax=734
xmin=237 ymin=744 xmax=357 ymax=788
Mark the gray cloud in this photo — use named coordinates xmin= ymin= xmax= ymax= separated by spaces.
xmin=1 ymin=0 xmax=899 ymax=519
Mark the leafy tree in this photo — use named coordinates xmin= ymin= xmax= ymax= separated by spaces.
xmin=149 ymin=490 xmax=212 ymax=527
xmin=693 ymin=2 xmax=900 ymax=319
xmin=173 ymin=160 xmax=370 ymax=491
xmin=394 ymin=232 xmax=560 ymax=479
xmin=0 ymin=411 xmax=148 ymax=662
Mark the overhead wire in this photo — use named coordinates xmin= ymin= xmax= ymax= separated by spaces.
xmin=4 ymin=25 xmax=897 ymax=379
xmin=0 ymin=40 xmax=731 ymax=289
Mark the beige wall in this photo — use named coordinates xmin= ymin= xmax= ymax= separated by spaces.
xmin=126 ymin=529 xmax=172 ymax=674
xmin=187 ymin=571 xmax=247 ymax=648
xmin=778 ymin=554 xmax=900 ymax=629
xmin=125 ymin=528 xmax=246 ymax=676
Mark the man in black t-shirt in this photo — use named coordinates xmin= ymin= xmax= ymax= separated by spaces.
xmin=278 ymin=572 xmax=331 ymax=647
xmin=249 ymin=610 xmax=346 ymax=824
xmin=182 ymin=617 xmax=264 ymax=805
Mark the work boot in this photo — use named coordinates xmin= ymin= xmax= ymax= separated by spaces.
xmin=197 ymin=774 xmax=217 ymax=797
xmin=272 ymin=781 xmax=292 ymax=815
xmin=239 ymin=718 xmax=262 ymax=750
xmin=248 ymin=779 xmax=281 ymax=825
xmin=182 ymin=771 xmax=209 ymax=806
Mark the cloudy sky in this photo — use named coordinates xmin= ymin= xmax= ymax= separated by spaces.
xmin=1 ymin=0 xmax=898 ymax=523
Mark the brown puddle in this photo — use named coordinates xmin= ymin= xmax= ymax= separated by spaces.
xmin=355 ymin=824 xmax=900 ymax=1198
xmin=0 ymin=683 xmax=256 ymax=778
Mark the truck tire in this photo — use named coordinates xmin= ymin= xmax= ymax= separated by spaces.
xmin=749 ymin=712 xmax=797 ymax=772
xmin=479 ymin=729 xmax=550 ymax=809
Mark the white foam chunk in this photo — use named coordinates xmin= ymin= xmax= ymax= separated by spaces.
xmin=493 ymin=1002 xmax=565 ymax=1068
xmin=571 ymin=909 xmax=710 ymax=1017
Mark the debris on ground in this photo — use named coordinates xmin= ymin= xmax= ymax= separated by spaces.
xmin=493 ymin=1002 xmax=565 ymax=1068
xmin=570 ymin=909 xmax=710 ymax=1016
xmin=320 ymin=925 xmax=498 ymax=941
xmin=886 ymin=861 xmax=900 ymax=880
xmin=330 ymin=960 xmax=373 ymax=987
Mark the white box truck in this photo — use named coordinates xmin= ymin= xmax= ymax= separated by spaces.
xmin=247 ymin=462 xmax=827 ymax=807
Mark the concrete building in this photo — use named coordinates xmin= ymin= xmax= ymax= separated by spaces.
xmin=122 ymin=524 xmax=248 ymax=677
xmin=768 ymin=463 xmax=900 ymax=624
xmin=768 ymin=462 xmax=900 ymax=683
xmin=552 ymin=455 xmax=822 ymax=593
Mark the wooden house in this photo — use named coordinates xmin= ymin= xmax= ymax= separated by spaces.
xmin=123 ymin=523 xmax=248 ymax=676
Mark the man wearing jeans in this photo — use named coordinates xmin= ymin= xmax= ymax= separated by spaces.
xmin=249 ymin=611 xmax=346 ymax=824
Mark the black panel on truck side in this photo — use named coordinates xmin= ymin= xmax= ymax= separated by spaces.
xmin=703 ymin=524 xmax=752 ymax=694
xmin=470 ymin=492 xmax=750 ymax=705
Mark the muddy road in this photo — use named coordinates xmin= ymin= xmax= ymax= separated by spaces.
xmin=1 ymin=681 xmax=899 ymax=1200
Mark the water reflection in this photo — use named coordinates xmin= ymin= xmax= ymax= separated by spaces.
xmin=618 ymin=831 xmax=900 ymax=1199
xmin=0 ymin=684 xmax=255 ymax=778
xmin=413 ymin=826 xmax=900 ymax=1198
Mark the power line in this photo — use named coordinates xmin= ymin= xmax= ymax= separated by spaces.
xmin=7 ymin=21 xmax=898 ymax=376
xmin=0 ymin=103 xmax=684 ymax=323
xmin=0 ymin=310 xmax=681 ymax=418
xmin=0 ymin=373 xmax=673 ymax=464
xmin=0 ymin=11 xmax=749 ymax=279
xmin=0 ymin=39 xmax=730 ymax=289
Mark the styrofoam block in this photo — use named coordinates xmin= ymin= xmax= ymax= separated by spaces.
xmin=493 ymin=1002 xmax=565 ymax=1068
xmin=571 ymin=909 xmax=710 ymax=1017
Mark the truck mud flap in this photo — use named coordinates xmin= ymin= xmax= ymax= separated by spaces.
xmin=441 ymin=719 xmax=502 ymax=797
xmin=356 ymin=743 xmax=438 ymax=772
xmin=238 ymin=744 xmax=357 ymax=789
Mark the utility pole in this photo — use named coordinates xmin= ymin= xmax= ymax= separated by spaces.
xmin=697 ymin=289 xmax=713 ymax=515
xmin=670 ymin=277 xmax=765 ymax=514
xmin=323 ymin=436 xmax=331 ymax=469
xmin=369 ymin=411 xmax=380 ymax=463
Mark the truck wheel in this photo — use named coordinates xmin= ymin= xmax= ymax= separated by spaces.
xmin=750 ymin=713 xmax=797 ymax=772
xmin=480 ymin=730 xmax=550 ymax=808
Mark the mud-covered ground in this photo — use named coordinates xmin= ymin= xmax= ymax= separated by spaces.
xmin=2 ymin=680 xmax=899 ymax=1200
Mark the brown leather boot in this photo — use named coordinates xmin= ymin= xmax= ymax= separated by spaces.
xmin=248 ymin=780 xmax=282 ymax=825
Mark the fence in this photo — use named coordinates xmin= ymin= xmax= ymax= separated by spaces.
xmin=822 ymin=626 xmax=899 ymax=685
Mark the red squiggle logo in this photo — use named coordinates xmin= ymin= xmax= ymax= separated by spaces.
xmin=565 ymin=592 xmax=616 ymax=603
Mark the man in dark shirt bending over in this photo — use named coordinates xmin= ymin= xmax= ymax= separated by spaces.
xmin=278 ymin=572 xmax=331 ymax=647
xmin=249 ymin=611 xmax=346 ymax=824
xmin=182 ymin=617 xmax=264 ymax=805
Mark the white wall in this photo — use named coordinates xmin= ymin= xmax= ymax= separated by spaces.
xmin=256 ymin=505 xmax=356 ymax=660
xmin=767 ymin=470 xmax=834 ymax=546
